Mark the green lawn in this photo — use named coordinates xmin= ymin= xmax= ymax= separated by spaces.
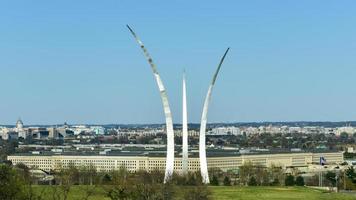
xmin=33 ymin=186 xmax=356 ymax=200
xmin=211 ymin=186 xmax=356 ymax=200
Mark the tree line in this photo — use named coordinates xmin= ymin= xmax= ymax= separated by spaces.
xmin=1 ymin=161 xmax=356 ymax=200
xmin=0 ymin=162 xmax=210 ymax=200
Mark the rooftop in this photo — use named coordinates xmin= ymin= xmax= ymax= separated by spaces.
xmin=9 ymin=148 xmax=342 ymax=158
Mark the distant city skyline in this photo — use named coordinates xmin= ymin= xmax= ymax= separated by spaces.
xmin=1 ymin=1 xmax=356 ymax=124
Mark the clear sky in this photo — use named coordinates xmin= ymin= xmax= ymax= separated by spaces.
xmin=1 ymin=1 xmax=356 ymax=125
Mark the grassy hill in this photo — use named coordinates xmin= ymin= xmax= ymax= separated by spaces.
xmin=33 ymin=186 xmax=355 ymax=200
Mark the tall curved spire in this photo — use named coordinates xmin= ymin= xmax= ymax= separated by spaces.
xmin=182 ymin=71 xmax=188 ymax=175
xmin=127 ymin=25 xmax=175 ymax=183
xmin=199 ymin=48 xmax=230 ymax=184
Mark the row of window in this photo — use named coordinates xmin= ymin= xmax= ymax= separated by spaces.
xmin=8 ymin=153 xmax=343 ymax=172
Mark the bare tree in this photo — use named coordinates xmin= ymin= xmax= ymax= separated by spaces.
xmin=238 ymin=161 xmax=254 ymax=185
xmin=80 ymin=164 xmax=99 ymax=200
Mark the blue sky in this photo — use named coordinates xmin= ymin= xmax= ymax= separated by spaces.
xmin=1 ymin=1 xmax=356 ymax=125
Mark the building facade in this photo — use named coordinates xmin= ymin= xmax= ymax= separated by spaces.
xmin=8 ymin=151 xmax=343 ymax=173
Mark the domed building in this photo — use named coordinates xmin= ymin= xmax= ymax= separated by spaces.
xmin=15 ymin=118 xmax=28 ymax=139
xmin=16 ymin=118 xmax=24 ymax=129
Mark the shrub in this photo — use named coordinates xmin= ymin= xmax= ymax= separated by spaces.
xmin=295 ymin=176 xmax=304 ymax=186
xmin=248 ymin=176 xmax=257 ymax=186
xmin=271 ymin=178 xmax=280 ymax=186
xmin=183 ymin=186 xmax=211 ymax=200
xmin=285 ymin=175 xmax=295 ymax=186
xmin=210 ymin=175 xmax=219 ymax=186
xmin=223 ymin=176 xmax=231 ymax=186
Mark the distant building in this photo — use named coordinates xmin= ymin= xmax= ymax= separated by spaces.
xmin=336 ymin=126 xmax=355 ymax=136
xmin=347 ymin=147 xmax=354 ymax=153
xmin=209 ymin=127 xmax=241 ymax=135
xmin=16 ymin=118 xmax=28 ymax=139
xmin=0 ymin=127 xmax=9 ymax=140
xmin=8 ymin=151 xmax=344 ymax=173
xmin=91 ymin=126 xmax=105 ymax=135
xmin=16 ymin=118 xmax=23 ymax=129
xmin=7 ymin=131 xmax=19 ymax=140
xmin=175 ymin=130 xmax=199 ymax=137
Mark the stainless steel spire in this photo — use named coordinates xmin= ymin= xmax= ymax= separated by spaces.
xmin=182 ymin=72 xmax=188 ymax=175
xmin=199 ymin=48 xmax=230 ymax=184
xmin=127 ymin=25 xmax=175 ymax=183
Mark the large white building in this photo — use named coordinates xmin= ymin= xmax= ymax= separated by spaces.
xmin=210 ymin=127 xmax=241 ymax=136
xmin=8 ymin=151 xmax=344 ymax=173
xmin=335 ymin=126 xmax=356 ymax=136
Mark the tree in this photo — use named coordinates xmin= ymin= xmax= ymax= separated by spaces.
xmin=0 ymin=164 xmax=25 ymax=200
xmin=131 ymin=171 xmax=160 ymax=200
xmin=54 ymin=164 xmax=80 ymax=200
xmin=248 ymin=176 xmax=257 ymax=186
xmin=268 ymin=164 xmax=284 ymax=186
xmin=210 ymin=175 xmax=219 ymax=186
xmin=102 ymin=173 xmax=112 ymax=184
xmin=255 ymin=166 xmax=269 ymax=185
xmin=325 ymin=171 xmax=336 ymax=186
xmin=0 ymin=140 xmax=18 ymax=161
xmin=346 ymin=166 xmax=356 ymax=182
xmin=271 ymin=178 xmax=280 ymax=186
xmin=186 ymin=171 xmax=202 ymax=186
xmin=15 ymin=163 xmax=43 ymax=200
xmin=183 ymin=186 xmax=210 ymax=200
xmin=161 ymin=182 xmax=175 ymax=200
xmin=104 ymin=169 xmax=134 ymax=200
xmin=107 ymin=186 xmax=131 ymax=200
xmin=295 ymin=176 xmax=305 ymax=186
xmin=340 ymin=132 xmax=349 ymax=141
xmin=239 ymin=162 xmax=254 ymax=185
xmin=285 ymin=175 xmax=295 ymax=186
xmin=14 ymin=163 xmax=31 ymax=182
xmin=223 ymin=176 xmax=231 ymax=186
xmin=79 ymin=165 xmax=99 ymax=200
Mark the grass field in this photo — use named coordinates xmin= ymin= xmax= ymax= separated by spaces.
xmin=33 ymin=186 xmax=356 ymax=200
xmin=210 ymin=186 xmax=356 ymax=200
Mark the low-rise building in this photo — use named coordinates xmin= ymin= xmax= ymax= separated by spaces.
xmin=8 ymin=151 xmax=344 ymax=173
